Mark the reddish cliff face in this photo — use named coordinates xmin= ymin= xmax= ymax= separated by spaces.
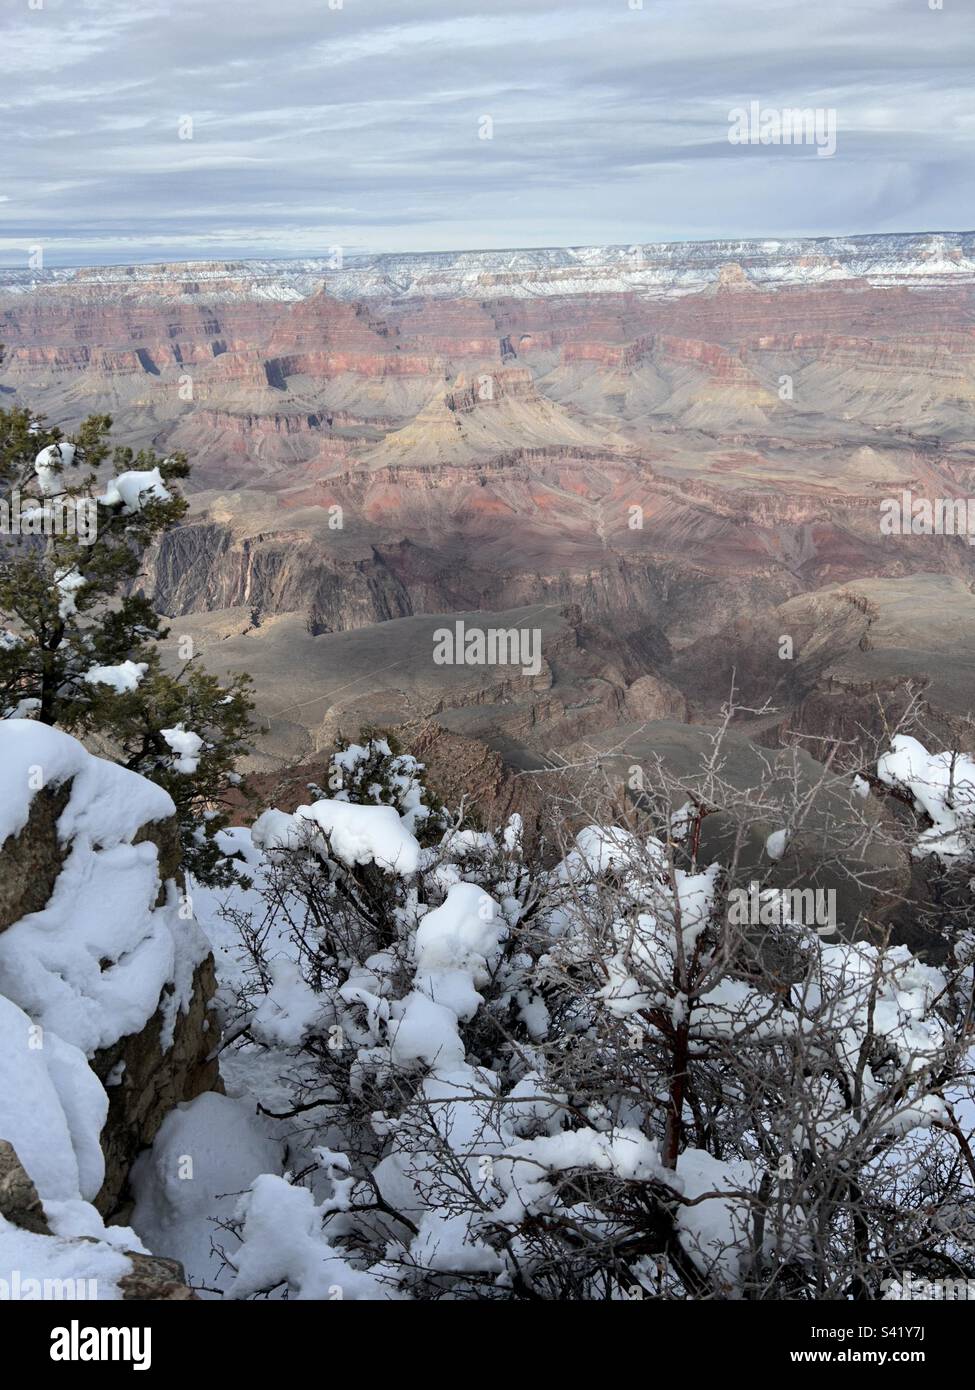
xmin=3 ymin=252 xmax=975 ymax=740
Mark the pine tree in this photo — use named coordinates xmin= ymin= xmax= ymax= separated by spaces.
xmin=0 ymin=388 xmax=253 ymax=885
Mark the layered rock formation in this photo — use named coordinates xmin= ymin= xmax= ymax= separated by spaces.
xmin=2 ymin=231 xmax=974 ymax=781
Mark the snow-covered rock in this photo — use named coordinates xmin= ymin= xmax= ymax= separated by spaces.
xmin=0 ymin=721 xmax=219 ymax=1222
xmin=130 ymin=1093 xmax=284 ymax=1297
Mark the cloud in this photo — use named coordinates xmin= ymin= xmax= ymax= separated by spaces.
xmin=0 ymin=0 xmax=971 ymax=265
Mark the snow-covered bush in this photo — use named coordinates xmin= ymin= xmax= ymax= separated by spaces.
xmin=309 ymin=734 xmax=447 ymax=841
xmin=190 ymin=735 xmax=975 ymax=1301
xmin=878 ymin=734 xmax=975 ymax=862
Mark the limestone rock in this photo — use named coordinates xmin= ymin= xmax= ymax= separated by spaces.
xmin=623 ymin=673 xmax=688 ymax=723
xmin=93 ymin=952 xmax=220 ymax=1215
xmin=116 ymin=1251 xmax=197 ymax=1301
xmin=0 ymin=1138 xmax=50 ymax=1235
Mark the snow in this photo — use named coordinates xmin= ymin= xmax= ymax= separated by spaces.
xmin=0 ymin=1217 xmax=132 ymax=1300
xmin=98 ymin=467 xmax=170 ymax=514
xmin=0 ymin=994 xmax=106 ymax=1202
xmin=557 ymin=824 xmax=668 ymax=891
xmin=303 ymin=800 xmax=421 ymax=874
xmin=0 ymin=721 xmax=209 ymax=1055
xmin=597 ymin=954 xmax=652 ymax=1017
xmin=247 ymin=808 xmax=305 ymax=854
xmin=583 ymin=855 xmax=720 ymax=1019
xmin=0 ymin=720 xmax=233 ymax=1300
xmin=250 ymin=960 xmax=323 ymax=1046
xmin=878 ymin=735 xmax=975 ymax=861
xmin=670 ymin=802 xmax=695 ymax=843
xmin=0 ymin=720 xmax=173 ymax=849
xmin=413 ymin=882 xmax=504 ymax=988
xmin=53 ymin=566 xmax=85 ymax=619
xmin=3 ymin=698 xmax=40 ymax=721
xmin=1 ymin=837 xmax=182 ymax=1054
xmin=227 ymin=1174 xmax=384 ymax=1300
xmin=253 ymin=797 xmax=421 ymax=875
xmin=4 ymin=708 xmax=953 ymax=1302
xmin=82 ymin=661 xmax=147 ymax=694
xmin=442 ymin=828 xmax=497 ymax=858
xmin=502 ymin=814 xmax=523 ymax=854
xmin=676 ymin=863 xmax=720 ymax=950
xmin=407 ymin=1210 xmax=502 ymax=1276
xmin=501 ymin=1125 xmax=663 ymax=1189
xmin=817 ymin=942 xmax=948 ymax=1083
xmin=561 ymin=825 xmax=641 ymax=877
xmin=334 ymin=740 xmax=387 ymax=773
xmin=372 ymin=1064 xmax=502 ymax=1224
xmin=5 ymin=233 xmax=974 ymax=305
xmin=160 ymin=724 xmax=203 ymax=774
xmin=414 ymin=966 xmax=483 ymax=1022
xmin=34 ymin=442 xmax=77 ymax=497
xmin=675 ymin=1148 xmax=757 ymax=1288
xmin=765 ymin=828 xmax=789 ymax=861
xmin=401 ymin=882 xmax=508 ymax=1033
xmin=130 ymin=1093 xmax=283 ymax=1297
xmin=175 ymin=784 xmax=973 ymax=1300
xmin=388 ymin=990 xmax=465 ymax=1070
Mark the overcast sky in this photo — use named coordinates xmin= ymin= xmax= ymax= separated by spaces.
xmin=0 ymin=0 xmax=971 ymax=266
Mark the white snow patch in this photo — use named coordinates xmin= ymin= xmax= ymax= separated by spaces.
xmin=82 ymin=661 xmax=148 ymax=694
xmin=98 ymin=468 xmax=170 ymax=514
xmin=161 ymin=724 xmax=203 ymax=774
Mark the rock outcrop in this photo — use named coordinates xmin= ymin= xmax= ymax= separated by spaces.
xmin=0 ymin=721 xmax=220 ymax=1295
xmin=0 ymin=1141 xmax=196 ymax=1300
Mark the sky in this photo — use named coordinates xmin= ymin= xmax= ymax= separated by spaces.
xmin=0 ymin=0 xmax=972 ymax=267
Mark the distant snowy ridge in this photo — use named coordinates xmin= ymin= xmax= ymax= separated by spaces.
xmin=2 ymin=230 xmax=973 ymax=302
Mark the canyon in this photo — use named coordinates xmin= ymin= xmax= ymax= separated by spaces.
xmin=2 ymin=229 xmax=974 ymax=787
